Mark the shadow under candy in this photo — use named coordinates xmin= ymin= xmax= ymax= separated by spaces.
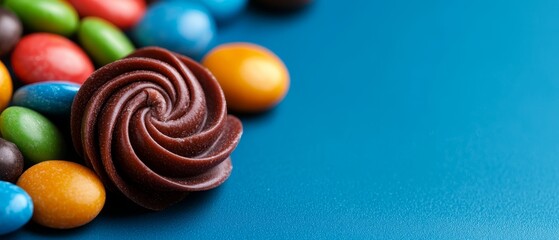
xmin=8 ymin=219 xmax=89 ymax=239
xmin=101 ymin=186 xmax=224 ymax=220
xmin=230 ymin=105 xmax=280 ymax=126
xmin=248 ymin=0 xmax=314 ymax=17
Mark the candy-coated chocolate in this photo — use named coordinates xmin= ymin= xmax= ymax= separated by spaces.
xmin=202 ymin=43 xmax=290 ymax=112
xmin=0 ymin=181 xmax=33 ymax=235
xmin=199 ymin=0 xmax=247 ymax=22
xmin=0 ymin=138 xmax=23 ymax=183
xmin=78 ymin=17 xmax=136 ymax=66
xmin=132 ymin=1 xmax=216 ymax=59
xmin=3 ymin=0 xmax=79 ymax=36
xmin=164 ymin=0 xmax=247 ymax=23
xmin=11 ymin=33 xmax=94 ymax=85
xmin=17 ymin=160 xmax=105 ymax=229
xmin=0 ymin=7 xmax=22 ymax=56
xmin=12 ymin=81 xmax=80 ymax=115
xmin=71 ymin=47 xmax=242 ymax=210
xmin=68 ymin=0 xmax=145 ymax=29
xmin=0 ymin=61 xmax=12 ymax=112
xmin=252 ymin=0 xmax=313 ymax=10
xmin=0 ymin=106 xmax=65 ymax=164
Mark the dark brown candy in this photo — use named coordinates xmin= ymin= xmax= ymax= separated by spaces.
xmin=0 ymin=137 xmax=24 ymax=183
xmin=0 ymin=7 xmax=22 ymax=56
xmin=70 ymin=47 xmax=243 ymax=210
xmin=252 ymin=0 xmax=313 ymax=10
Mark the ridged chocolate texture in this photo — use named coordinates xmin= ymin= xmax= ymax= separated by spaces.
xmin=70 ymin=47 xmax=243 ymax=210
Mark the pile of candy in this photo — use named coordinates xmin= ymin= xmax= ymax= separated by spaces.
xmin=0 ymin=0 xmax=311 ymax=235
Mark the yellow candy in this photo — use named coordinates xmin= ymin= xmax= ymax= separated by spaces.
xmin=0 ymin=61 xmax=13 ymax=111
xmin=202 ymin=43 xmax=290 ymax=112
xmin=17 ymin=160 xmax=106 ymax=229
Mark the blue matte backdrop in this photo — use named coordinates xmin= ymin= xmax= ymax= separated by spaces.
xmin=8 ymin=0 xmax=559 ymax=239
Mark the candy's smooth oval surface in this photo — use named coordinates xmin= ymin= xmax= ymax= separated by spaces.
xmin=0 ymin=138 xmax=24 ymax=183
xmin=78 ymin=17 xmax=135 ymax=66
xmin=11 ymin=33 xmax=94 ymax=85
xmin=0 ymin=106 xmax=65 ymax=164
xmin=4 ymin=0 xmax=79 ymax=36
xmin=12 ymin=81 xmax=80 ymax=115
xmin=164 ymin=0 xmax=247 ymax=23
xmin=17 ymin=160 xmax=105 ymax=229
xmin=0 ymin=61 xmax=12 ymax=112
xmin=0 ymin=181 xmax=33 ymax=235
xmin=68 ymin=0 xmax=145 ymax=29
xmin=202 ymin=43 xmax=290 ymax=112
xmin=0 ymin=7 xmax=22 ymax=56
xmin=132 ymin=1 xmax=216 ymax=59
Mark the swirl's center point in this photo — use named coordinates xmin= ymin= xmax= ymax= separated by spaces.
xmin=144 ymin=88 xmax=167 ymax=120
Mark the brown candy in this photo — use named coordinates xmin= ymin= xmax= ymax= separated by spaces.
xmin=0 ymin=7 xmax=22 ymax=56
xmin=0 ymin=137 xmax=24 ymax=183
xmin=70 ymin=47 xmax=243 ymax=210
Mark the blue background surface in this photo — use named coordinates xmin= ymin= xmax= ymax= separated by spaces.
xmin=9 ymin=0 xmax=559 ymax=239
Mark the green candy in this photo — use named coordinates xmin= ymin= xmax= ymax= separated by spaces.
xmin=78 ymin=17 xmax=136 ymax=66
xmin=4 ymin=0 xmax=78 ymax=36
xmin=0 ymin=107 xmax=65 ymax=164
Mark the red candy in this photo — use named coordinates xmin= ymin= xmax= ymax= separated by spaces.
xmin=11 ymin=33 xmax=94 ymax=85
xmin=68 ymin=0 xmax=146 ymax=29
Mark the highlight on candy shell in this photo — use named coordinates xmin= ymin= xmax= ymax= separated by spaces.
xmin=202 ymin=42 xmax=290 ymax=112
xmin=3 ymin=0 xmax=79 ymax=36
xmin=17 ymin=160 xmax=106 ymax=229
xmin=0 ymin=106 xmax=66 ymax=164
xmin=0 ymin=137 xmax=24 ymax=183
xmin=0 ymin=60 xmax=12 ymax=112
xmin=0 ymin=181 xmax=33 ymax=235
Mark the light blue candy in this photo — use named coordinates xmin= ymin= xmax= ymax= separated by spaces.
xmin=0 ymin=181 xmax=33 ymax=235
xmin=163 ymin=0 xmax=247 ymax=23
xmin=12 ymin=81 xmax=80 ymax=115
xmin=132 ymin=1 xmax=217 ymax=59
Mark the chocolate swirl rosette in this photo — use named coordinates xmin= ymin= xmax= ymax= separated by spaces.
xmin=70 ymin=47 xmax=243 ymax=210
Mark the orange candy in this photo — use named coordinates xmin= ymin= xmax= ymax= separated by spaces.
xmin=17 ymin=160 xmax=106 ymax=229
xmin=202 ymin=43 xmax=290 ymax=112
xmin=0 ymin=61 xmax=12 ymax=111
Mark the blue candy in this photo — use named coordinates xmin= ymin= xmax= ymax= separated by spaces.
xmin=163 ymin=0 xmax=247 ymax=23
xmin=132 ymin=1 xmax=216 ymax=59
xmin=12 ymin=81 xmax=80 ymax=115
xmin=0 ymin=181 xmax=33 ymax=235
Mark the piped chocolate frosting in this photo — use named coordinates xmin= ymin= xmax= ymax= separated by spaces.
xmin=71 ymin=47 xmax=242 ymax=210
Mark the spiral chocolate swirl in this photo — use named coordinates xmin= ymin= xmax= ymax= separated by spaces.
xmin=70 ymin=47 xmax=242 ymax=210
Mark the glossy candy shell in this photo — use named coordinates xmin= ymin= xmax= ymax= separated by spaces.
xmin=68 ymin=0 xmax=145 ymax=29
xmin=132 ymin=1 xmax=216 ymax=59
xmin=202 ymin=43 xmax=290 ymax=112
xmin=0 ymin=181 xmax=33 ymax=235
xmin=164 ymin=0 xmax=247 ymax=23
xmin=12 ymin=81 xmax=80 ymax=115
xmin=11 ymin=33 xmax=94 ymax=85
xmin=17 ymin=161 xmax=106 ymax=229
xmin=78 ymin=17 xmax=135 ymax=66
xmin=0 ymin=7 xmax=22 ymax=56
xmin=0 ymin=61 xmax=12 ymax=112
xmin=0 ymin=106 xmax=65 ymax=164
xmin=3 ymin=0 xmax=79 ymax=36
xmin=0 ymin=138 xmax=24 ymax=183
